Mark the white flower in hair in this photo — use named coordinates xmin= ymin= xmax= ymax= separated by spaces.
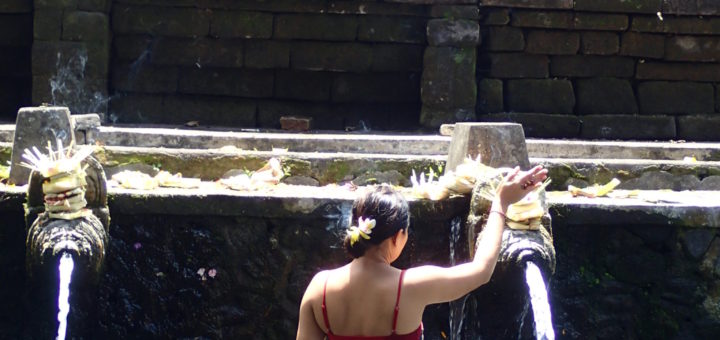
xmin=347 ymin=216 xmax=377 ymax=246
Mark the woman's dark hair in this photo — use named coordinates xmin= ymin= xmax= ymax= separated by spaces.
xmin=343 ymin=185 xmax=410 ymax=258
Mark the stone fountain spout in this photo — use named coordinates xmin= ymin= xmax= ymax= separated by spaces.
xmin=445 ymin=123 xmax=556 ymax=338
xmin=24 ymin=149 xmax=109 ymax=282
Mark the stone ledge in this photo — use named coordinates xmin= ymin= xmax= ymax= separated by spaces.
xmin=0 ymin=185 xmax=468 ymax=220
xmin=3 ymin=127 xmax=720 ymax=160
xmin=549 ymin=190 xmax=720 ymax=227
xmin=2 ymin=186 xmax=719 ymax=227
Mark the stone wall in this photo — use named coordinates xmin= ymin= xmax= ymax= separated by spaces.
xmin=32 ymin=0 xmax=112 ymax=118
xmin=9 ymin=0 xmax=720 ymax=139
xmin=477 ymin=0 xmax=720 ymax=140
xmin=108 ymin=1 xmax=429 ymax=130
xmin=0 ymin=0 xmax=32 ymax=121
xmin=552 ymin=223 xmax=720 ymax=338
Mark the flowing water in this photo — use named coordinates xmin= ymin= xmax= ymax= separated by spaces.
xmin=448 ymin=217 xmax=468 ymax=339
xmin=56 ymin=252 xmax=74 ymax=340
xmin=525 ymin=261 xmax=554 ymax=340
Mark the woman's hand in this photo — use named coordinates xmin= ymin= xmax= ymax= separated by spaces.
xmin=495 ymin=165 xmax=548 ymax=209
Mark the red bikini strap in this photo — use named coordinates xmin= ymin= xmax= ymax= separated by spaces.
xmin=391 ymin=270 xmax=406 ymax=334
xmin=322 ymin=274 xmax=332 ymax=334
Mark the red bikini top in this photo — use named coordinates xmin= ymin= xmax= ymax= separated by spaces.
xmin=321 ymin=270 xmax=423 ymax=340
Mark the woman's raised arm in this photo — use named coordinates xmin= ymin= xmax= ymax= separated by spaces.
xmin=404 ymin=165 xmax=547 ymax=306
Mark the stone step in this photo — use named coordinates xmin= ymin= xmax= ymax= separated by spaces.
xmin=2 ymin=124 xmax=720 ymax=160
xmin=2 ymin=141 xmax=719 ymax=190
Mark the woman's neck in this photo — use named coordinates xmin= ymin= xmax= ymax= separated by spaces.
xmin=358 ymin=246 xmax=392 ymax=266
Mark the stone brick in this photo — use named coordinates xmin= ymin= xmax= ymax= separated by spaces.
xmin=112 ymin=5 xmax=210 ymax=37
xmin=151 ymin=38 xmax=243 ymax=68
xmin=332 ymin=73 xmax=420 ymax=103
xmin=113 ymin=35 xmax=154 ymax=61
xmin=275 ymin=70 xmax=331 ymax=102
xmin=201 ymin=0 xmax=327 ymax=13
xmin=477 ymin=78 xmax=503 ymax=113
xmin=662 ymin=0 xmax=699 ymax=15
xmin=275 ymin=14 xmax=357 ymax=41
xmin=35 ymin=0 xmax=78 ymax=9
xmin=178 ymin=68 xmax=273 ymax=98
xmin=0 ymin=0 xmax=32 ymax=12
xmin=107 ymin=94 xmax=163 ymax=124
xmin=0 ymin=14 xmax=31 ymax=46
xmin=245 ymin=41 xmax=290 ymax=69
xmin=327 ymin=1 xmax=427 ymax=16
xmin=163 ymin=95 xmax=257 ymax=127
xmin=32 ymin=41 xmax=109 ymax=77
xmin=33 ymin=9 xmax=63 ymax=41
xmin=210 ymin=11 xmax=272 ymax=39
xmin=526 ymin=30 xmax=579 ymax=55
xmin=291 ymin=42 xmax=372 ymax=72
xmin=620 ymin=32 xmax=664 ymax=59
xmin=638 ymin=81 xmax=714 ymax=114
xmin=32 ymin=74 xmax=107 ymax=115
xmin=632 ymin=15 xmax=720 ymax=34
xmin=0 ymin=49 xmax=30 ymax=77
xmin=677 ymin=115 xmax=720 ymax=141
xmin=358 ymin=16 xmax=427 ymax=44
xmin=279 ymin=116 xmax=311 ymax=131
xmin=511 ymin=10 xmax=573 ymax=29
xmin=480 ymin=0 xmax=573 ymax=9
xmin=371 ymin=45 xmax=424 ymax=72
xmin=484 ymin=26 xmax=525 ymax=51
xmin=506 ymin=79 xmax=575 ymax=114
xmin=78 ymin=0 xmax=111 ymax=12
xmin=581 ymin=114 xmax=676 ymax=140
xmin=486 ymin=53 xmax=548 ymax=78
xmin=665 ymin=36 xmax=720 ymax=62
xmin=573 ymin=13 xmax=628 ymax=31
xmin=62 ymin=11 xmax=109 ymax=41
xmin=420 ymin=106 xmax=475 ymax=128
xmin=550 ymin=56 xmax=635 ymax=78
xmin=480 ymin=112 xmax=581 ymax=138
xmin=575 ymin=0 xmax=662 ymax=14
xmin=257 ymin=101 xmax=341 ymax=130
xmin=581 ymin=32 xmax=619 ymax=55
xmin=576 ymin=78 xmax=638 ymax=114
xmin=629 ymin=16 xmax=663 ymax=33
xmin=422 ymin=47 xmax=476 ymax=110
xmin=482 ymin=8 xmax=510 ymax=25
xmin=112 ymin=63 xmax=178 ymax=94
xmin=427 ymin=19 xmax=480 ymax=47
xmin=699 ymin=0 xmax=720 ymax=16
xmin=637 ymin=62 xmax=720 ymax=82
xmin=30 ymin=75 xmax=51 ymax=104
xmin=431 ymin=5 xmax=479 ymax=19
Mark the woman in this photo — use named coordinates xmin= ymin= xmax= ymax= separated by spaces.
xmin=297 ymin=165 xmax=548 ymax=340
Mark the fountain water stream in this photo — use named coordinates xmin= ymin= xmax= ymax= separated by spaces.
xmin=56 ymin=252 xmax=74 ymax=340
xmin=525 ymin=261 xmax=554 ymax=340
xmin=448 ymin=216 xmax=468 ymax=339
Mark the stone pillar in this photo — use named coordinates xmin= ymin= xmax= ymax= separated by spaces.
xmin=9 ymin=106 xmax=75 ymax=185
xmin=446 ymin=122 xmax=530 ymax=172
xmin=419 ymin=2 xmax=480 ymax=128
xmin=32 ymin=0 xmax=111 ymax=119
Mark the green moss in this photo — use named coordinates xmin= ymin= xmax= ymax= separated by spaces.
xmin=547 ymin=163 xmax=586 ymax=190
xmin=319 ymin=160 xmax=352 ymax=184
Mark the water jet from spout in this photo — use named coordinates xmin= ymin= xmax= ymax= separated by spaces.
xmin=525 ymin=261 xmax=554 ymax=340
xmin=56 ymin=252 xmax=74 ymax=340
